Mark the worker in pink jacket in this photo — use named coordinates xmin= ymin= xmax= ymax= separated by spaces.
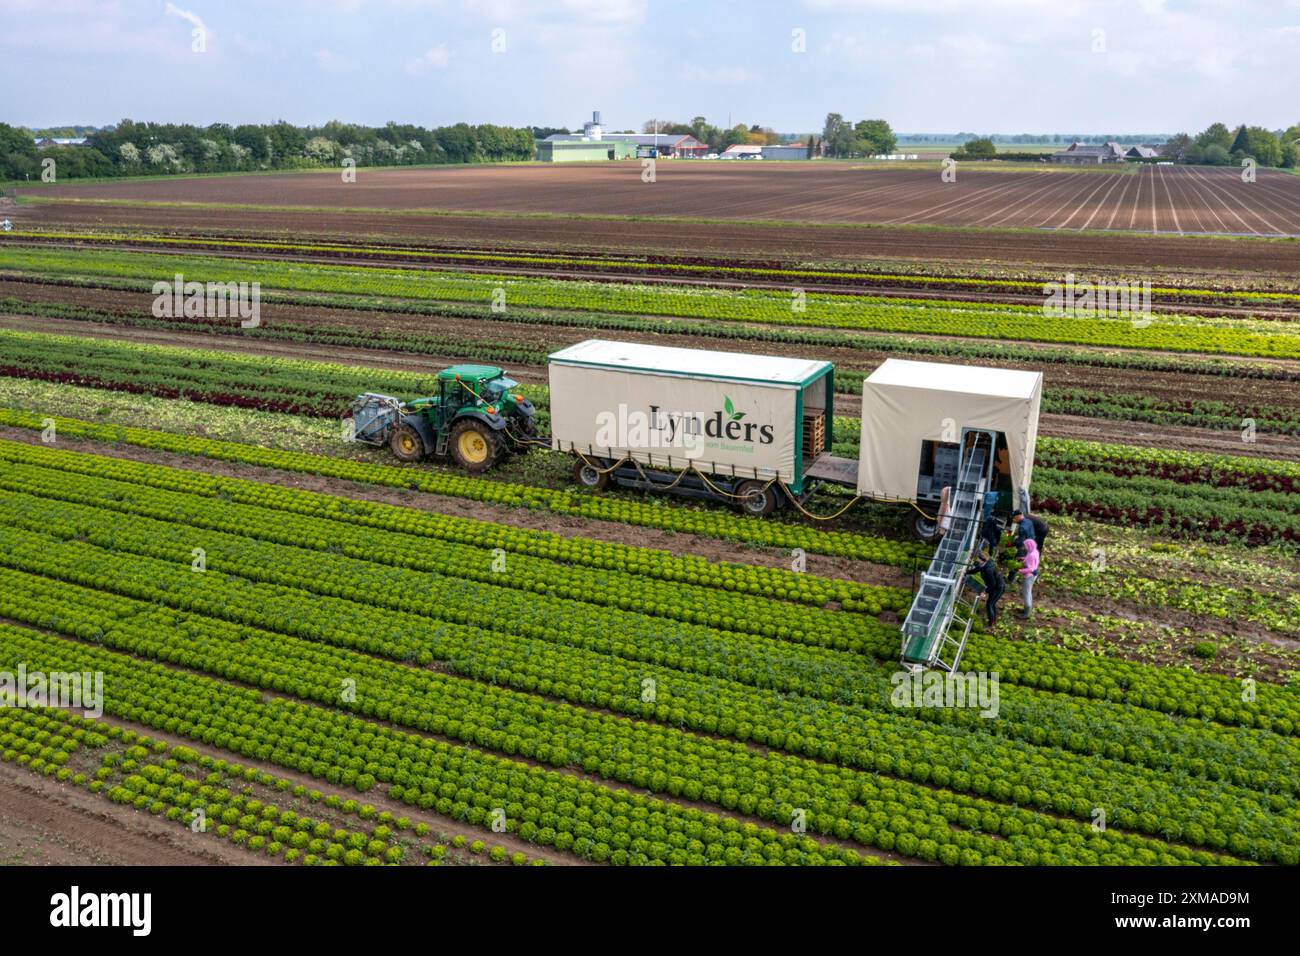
xmin=1017 ymin=538 xmax=1040 ymax=620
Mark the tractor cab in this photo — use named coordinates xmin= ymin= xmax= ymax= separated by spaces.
xmin=348 ymin=363 xmax=538 ymax=474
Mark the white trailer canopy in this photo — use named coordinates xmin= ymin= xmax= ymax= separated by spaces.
xmin=856 ymin=359 xmax=1042 ymax=501
xmin=548 ymin=339 xmax=830 ymax=385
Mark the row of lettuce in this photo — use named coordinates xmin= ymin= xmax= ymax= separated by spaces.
xmin=1 ymin=706 xmax=540 ymax=866
xmin=2 ymin=246 xmax=1297 ymax=357
xmin=2 ymin=323 xmax=1296 ymax=437
xmin=14 ymin=229 xmax=1300 ymax=303
xmin=1 ymin=443 xmax=1297 ymax=862
xmin=0 ymin=329 xmax=1293 ymax=546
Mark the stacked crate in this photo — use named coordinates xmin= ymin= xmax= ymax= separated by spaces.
xmin=802 ymin=411 xmax=826 ymax=459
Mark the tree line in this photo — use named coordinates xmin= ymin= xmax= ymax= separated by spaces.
xmin=937 ymin=122 xmax=1300 ymax=168
xmin=819 ymin=115 xmax=898 ymax=158
xmin=637 ymin=118 xmax=795 ymax=152
xmin=1162 ymin=122 xmax=1300 ymax=168
xmin=0 ymin=119 xmax=535 ymax=181
xmin=903 ymin=133 xmax=1167 ymax=145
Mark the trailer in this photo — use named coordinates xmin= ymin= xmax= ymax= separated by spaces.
xmin=548 ymin=339 xmax=834 ymax=516
xmin=548 ymin=345 xmax=1042 ymax=674
xmin=838 ymin=359 xmax=1042 ymax=673
xmin=809 ymin=358 xmax=1043 ymax=541
xmin=549 ymin=344 xmax=1041 ymax=531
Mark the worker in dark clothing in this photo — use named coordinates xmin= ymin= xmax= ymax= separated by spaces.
xmin=1028 ymin=513 xmax=1048 ymax=556
xmin=965 ymin=548 xmax=1006 ymax=627
xmin=980 ymin=513 xmax=1002 ymax=554
xmin=1009 ymin=509 xmax=1049 ymax=556
xmin=1009 ymin=510 xmax=1034 ymax=550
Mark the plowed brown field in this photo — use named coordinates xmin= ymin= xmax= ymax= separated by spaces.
xmin=19 ymin=161 xmax=1300 ymax=236
xmin=16 ymin=201 xmax=1300 ymax=281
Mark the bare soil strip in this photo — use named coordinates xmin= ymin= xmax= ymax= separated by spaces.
xmin=0 ymin=765 xmax=235 ymax=865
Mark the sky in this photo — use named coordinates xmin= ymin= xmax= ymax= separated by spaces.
xmin=2 ymin=0 xmax=1298 ymax=135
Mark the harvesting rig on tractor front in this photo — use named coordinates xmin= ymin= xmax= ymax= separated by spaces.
xmin=347 ymin=364 xmax=539 ymax=474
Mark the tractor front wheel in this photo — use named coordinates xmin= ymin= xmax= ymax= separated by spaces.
xmin=450 ymin=419 xmax=501 ymax=474
xmin=389 ymin=423 xmax=426 ymax=462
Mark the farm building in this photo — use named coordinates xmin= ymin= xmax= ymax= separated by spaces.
xmin=1049 ymin=142 xmax=1128 ymax=164
xmin=536 ymin=138 xmax=637 ymax=162
xmin=762 ymin=144 xmax=809 ymax=160
xmin=539 ymin=112 xmax=708 ymax=160
xmin=613 ymin=134 xmax=708 ymax=158
xmin=1125 ymin=145 xmax=1162 ymax=159
xmin=720 ymin=143 xmax=810 ymax=160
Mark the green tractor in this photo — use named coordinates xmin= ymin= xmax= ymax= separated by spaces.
xmin=348 ymin=364 xmax=539 ymax=474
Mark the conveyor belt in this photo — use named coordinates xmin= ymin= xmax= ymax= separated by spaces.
xmin=899 ymin=432 xmax=993 ymax=672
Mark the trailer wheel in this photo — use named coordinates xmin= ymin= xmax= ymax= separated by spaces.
xmin=450 ymin=419 xmax=501 ymax=474
xmin=389 ymin=424 xmax=426 ymax=462
xmin=573 ymin=457 xmax=610 ymax=491
xmin=913 ymin=512 xmax=942 ymax=544
xmin=736 ymin=480 xmax=777 ymax=518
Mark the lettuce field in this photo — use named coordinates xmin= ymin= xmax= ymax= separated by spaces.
xmin=0 ymin=169 xmax=1298 ymax=872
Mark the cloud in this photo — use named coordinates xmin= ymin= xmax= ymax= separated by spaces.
xmin=682 ymin=65 xmax=757 ymax=85
xmin=804 ymin=0 xmax=1061 ymax=11
xmin=315 ymin=47 xmax=357 ymax=72
xmin=163 ymin=2 xmax=208 ymax=36
xmin=558 ymin=0 xmax=645 ymax=25
xmin=405 ymin=44 xmax=451 ymax=74
xmin=460 ymin=0 xmax=645 ymax=23
xmin=935 ymin=33 xmax=1001 ymax=70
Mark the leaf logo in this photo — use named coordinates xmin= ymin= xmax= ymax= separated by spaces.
xmin=724 ymin=396 xmax=745 ymax=421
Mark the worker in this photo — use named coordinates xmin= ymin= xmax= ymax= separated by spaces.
xmin=1017 ymin=539 xmax=1040 ymax=620
xmin=965 ymin=548 xmax=1006 ymax=627
xmin=1009 ymin=509 xmax=1049 ymax=556
xmin=1009 ymin=509 xmax=1034 ymax=549
xmin=1027 ymin=512 xmax=1049 ymax=556
xmin=1029 ymin=512 xmax=1050 ymax=556
xmin=980 ymin=513 xmax=1002 ymax=554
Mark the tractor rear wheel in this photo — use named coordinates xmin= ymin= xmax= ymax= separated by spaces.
xmin=450 ymin=419 xmax=501 ymax=474
xmin=389 ymin=423 xmax=426 ymax=462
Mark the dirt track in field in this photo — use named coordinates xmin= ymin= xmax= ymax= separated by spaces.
xmin=16 ymin=162 xmax=1300 ymax=241
xmin=0 ymin=764 xmax=235 ymax=865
